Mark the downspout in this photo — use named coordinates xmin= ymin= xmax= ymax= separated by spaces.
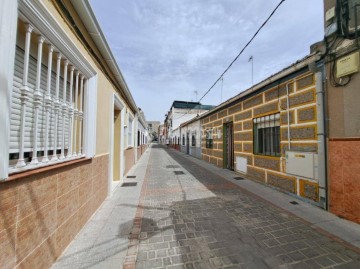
xmin=315 ymin=70 xmax=328 ymax=210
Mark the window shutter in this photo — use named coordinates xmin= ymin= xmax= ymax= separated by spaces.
xmin=11 ymin=47 xmax=70 ymax=156
xmin=10 ymin=47 xmax=35 ymax=153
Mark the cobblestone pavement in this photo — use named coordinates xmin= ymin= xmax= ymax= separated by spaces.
xmin=123 ymin=145 xmax=360 ymax=269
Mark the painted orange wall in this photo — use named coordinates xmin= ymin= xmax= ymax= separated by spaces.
xmin=329 ymin=140 xmax=360 ymax=224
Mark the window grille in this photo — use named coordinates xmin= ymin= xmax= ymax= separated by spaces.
xmin=253 ymin=113 xmax=280 ymax=156
xmin=191 ymin=133 xmax=196 ymax=147
xmin=206 ymin=129 xmax=213 ymax=149
xmin=8 ymin=20 xmax=88 ymax=173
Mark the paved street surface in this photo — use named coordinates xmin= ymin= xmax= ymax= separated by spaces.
xmin=53 ymin=144 xmax=360 ymax=269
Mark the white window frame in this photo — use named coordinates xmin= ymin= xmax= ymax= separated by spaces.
xmin=0 ymin=0 xmax=18 ymax=180
xmin=191 ymin=131 xmax=196 ymax=147
xmin=0 ymin=0 xmax=97 ymax=179
xmin=206 ymin=128 xmax=213 ymax=149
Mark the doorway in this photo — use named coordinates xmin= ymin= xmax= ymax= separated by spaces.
xmin=186 ymin=132 xmax=190 ymax=154
xmin=113 ymin=108 xmax=121 ymax=181
xmin=223 ymin=122 xmax=234 ymax=170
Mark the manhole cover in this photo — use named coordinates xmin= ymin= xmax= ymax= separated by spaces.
xmin=234 ymin=177 xmax=244 ymax=180
xmin=121 ymin=182 xmax=137 ymax=187
xmin=126 ymin=175 xmax=136 ymax=178
xmin=289 ymin=201 xmax=299 ymax=205
xmin=174 ymin=171 xmax=185 ymax=175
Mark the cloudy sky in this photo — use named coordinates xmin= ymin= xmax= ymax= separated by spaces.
xmin=89 ymin=0 xmax=324 ymax=122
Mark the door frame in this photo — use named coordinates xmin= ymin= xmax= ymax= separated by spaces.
xmin=109 ymin=93 xmax=125 ymax=194
xmin=186 ymin=132 xmax=190 ymax=154
xmin=223 ymin=122 xmax=234 ymax=170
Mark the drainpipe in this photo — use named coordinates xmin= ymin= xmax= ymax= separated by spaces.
xmin=315 ymin=70 xmax=327 ymax=210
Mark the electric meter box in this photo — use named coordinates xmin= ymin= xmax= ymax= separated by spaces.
xmin=336 ymin=51 xmax=360 ymax=78
xmin=285 ymin=151 xmax=318 ymax=180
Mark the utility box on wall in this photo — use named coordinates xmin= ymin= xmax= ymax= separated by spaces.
xmin=235 ymin=156 xmax=247 ymax=174
xmin=336 ymin=51 xmax=360 ymax=78
xmin=285 ymin=151 xmax=318 ymax=180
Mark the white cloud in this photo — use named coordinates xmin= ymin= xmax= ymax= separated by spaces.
xmin=89 ymin=0 xmax=324 ymax=121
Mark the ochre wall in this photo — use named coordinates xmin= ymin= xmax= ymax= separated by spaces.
xmin=2 ymin=1 xmax=133 ymax=267
xmin=39 ymin=0 xmax=129 ymax=156
xmin=201 ymin=72 xmax=320 ymax=202
xmin=96 ymin=74 xmax=115 ymax=155
xmin=0 ymin=155 xmax=109 ymax=268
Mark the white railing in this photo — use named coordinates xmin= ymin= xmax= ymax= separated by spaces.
xmin=9 ymin=20 xmax=87 ymax=174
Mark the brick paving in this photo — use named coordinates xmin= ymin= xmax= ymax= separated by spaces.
xmin=123 ymin=144 xmax=360 ymax=269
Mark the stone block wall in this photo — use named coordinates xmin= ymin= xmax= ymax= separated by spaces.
xmin=201 ymin=72 xmax=320 ymax=201
xmin=0 ymin=155 xmax=109 ymax=269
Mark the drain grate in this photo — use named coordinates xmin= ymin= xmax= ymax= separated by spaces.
xmin=289 ymin=201 xmax=299 ymax=205
xmin=234 ymin=177 xmax=244 ymax=180
xmin=121 ymin=182 xmax=137 ymax=187
xmin=174 ymin=171 xmax=185 ymax=175
xmin=126 ymin=175 xmax=136 ymax=178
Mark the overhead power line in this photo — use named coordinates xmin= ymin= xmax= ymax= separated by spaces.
xmin=198 ymin=0 xmax=286 ymax=102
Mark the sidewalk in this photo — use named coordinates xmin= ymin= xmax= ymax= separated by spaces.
xmin=52 ymin=148 xmax=150 ymax=269
xmin=53 ymin=143 xmax=360 ymax=269
xmin=175 ymin=149 xmax=360 ymax=250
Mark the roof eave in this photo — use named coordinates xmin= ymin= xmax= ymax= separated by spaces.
xmin=199 ymin=53 xmax=321 ymax=120
xmin=70 ymin=0 xmax=139 ymax=114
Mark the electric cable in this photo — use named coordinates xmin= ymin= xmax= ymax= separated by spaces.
xmin=177 ymin=0 xmax=285 ymax=119
xmin=197 ymin=0 xmax=286 ymax=103
xmin=173 ymin=0 xmax=286 ymax=121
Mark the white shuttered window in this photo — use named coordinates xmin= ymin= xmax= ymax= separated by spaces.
xmin=10 ymin=47 xmax=71 ymax=154
xmin=8 ymin=20 xmax=88 ymax=172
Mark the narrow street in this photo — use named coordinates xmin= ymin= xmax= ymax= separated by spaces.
xmin=54 ymin=144 xmax=360 ymax=269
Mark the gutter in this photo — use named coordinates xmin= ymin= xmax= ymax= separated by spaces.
xmin=199 ymin=53 xmax=321 ymax=119
xmin=69 ymin=0 xmax=139 ymax=114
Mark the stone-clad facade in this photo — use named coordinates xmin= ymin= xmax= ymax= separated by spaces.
xmin=201 ymin=70 xmax=320 ymax=202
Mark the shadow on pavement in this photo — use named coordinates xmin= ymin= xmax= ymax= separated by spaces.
xmin=124 ymin=146 xmax=360 ymax=268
